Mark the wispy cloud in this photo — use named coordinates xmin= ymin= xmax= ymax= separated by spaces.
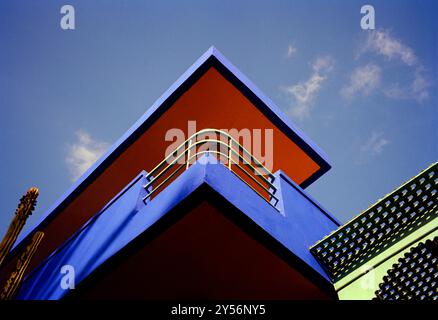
xmin=383 ymin=67 xmax=430 ymax=102
xmin=66 ymin=130 xmax=110 ymax=182
xmin=355 ymin=29 xmax=431 ymax=102
xmin=286 ymin=44 xmax=297 ymax=58
xmin=361 ymin=29 xmax=417 ymax=66
xmin=357 ymin=131 xmax=390 ymax=164
xmin=282 ymin=56 xmax=334 ymax=119
xmin=341 ymin=64 xmax=381 ymax=100
xmin=411 ymin=68 xmax=430 ymax=102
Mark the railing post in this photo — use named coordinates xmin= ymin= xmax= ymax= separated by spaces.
xmin=186 ymin=137 xmax=192 ymax=170
xmin=228 ymin=136 xmax=232 ymax=171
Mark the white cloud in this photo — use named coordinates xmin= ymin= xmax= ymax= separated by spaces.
xmin=282 ymin=56 xmax=334 ymax=119
xmin=357 ymin=29 xmax=431 ymax=102
xmin=383 ymin=83 xmax=405 ymax=100
xmin=410 ymin=68 xmax=430 ymax=102
xmin=358 ymin=131 xmax=390 ymax=164
xmin=341 ymin=64 xmax=381 ymax=100
xmin=286 ymin=44 xmax=297 ymax=58
xmin=362 ymin=30 xmax=417 ymax=66
xmin=66 ymin=130 xmax=110 ymax=182
xmin=312 ymin=56 xmax=334 ymax=73
xmin=383 ymin=67 xmax=430 ymax=102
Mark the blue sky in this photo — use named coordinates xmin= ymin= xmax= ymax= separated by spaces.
xmin=0 ymin=0 xmax=436 ymax=238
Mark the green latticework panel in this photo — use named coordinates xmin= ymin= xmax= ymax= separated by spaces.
xmin=374 ymin=237 xmax=438 ymax=300
xmin=310 ymin=162 xmax=438 ymax=281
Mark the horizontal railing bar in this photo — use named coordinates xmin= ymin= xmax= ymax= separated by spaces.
xmin=144 ymin=139 xmax=276 ymax=193
xmin=144 ymin=150 xmax=230 ymax=202
xmin=147 ymin=129 xmax=274 ymax=180
xmin=142 ymin=163 xmax=186 ymax=202
xmin=143 ymin=150 xmax=278 ymax=205
xmin=190 ymin=139 xmax=276 ymax=190
xmin=192 ymin=129 xmax=274 ymax=179
xmin=142 ymin=129 xmax=279 ymax=210
xmin=230 ymin=158 xmax=277 ymax=198
xmin=228 ymin=171 xmax=279 ymax=207
xmin=187 ymin=148 xmax=277 ymax=201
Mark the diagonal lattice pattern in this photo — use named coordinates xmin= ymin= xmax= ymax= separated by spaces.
xmin=374 ymin=237 xmax=437 ymax=300
xmin=310 ymin=162 xmax=438 ymax=281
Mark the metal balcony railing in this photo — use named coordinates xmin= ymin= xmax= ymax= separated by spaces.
xmin=142 ymin=129 xmax=279 ymax=209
